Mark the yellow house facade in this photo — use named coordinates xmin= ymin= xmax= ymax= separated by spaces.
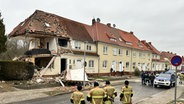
xmin=9 ymin=10 xmax=170 ymax=76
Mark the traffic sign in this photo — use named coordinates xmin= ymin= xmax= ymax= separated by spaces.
xmin=171 ymin=55 xmax=182 ymax=66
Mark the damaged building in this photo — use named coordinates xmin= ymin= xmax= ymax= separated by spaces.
xmin=9 ymin=10 xmax=99 ymax=78
xmin=9 ymin=10 xmax=180 ymax=78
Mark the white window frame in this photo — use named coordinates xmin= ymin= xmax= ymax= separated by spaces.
xmin=103 ymin=46 xmax=108 ymax=54
xmin=102 ymin=60 xmax=107 ymax=69
xmin=126 ymin=50 xmax=129 ymax=56
xmin=126 ymin=62 xmax=129 ymax=68
xmin=113 ymin=48 xmax=117 ymax=56
xmin=87 ymin=44 xmax=92 ymax=51
xmin=75 ymin=41 xmax=81 ymax=49
xmin=133 ymin=51 xmax=136 ymax=57
xmin=89 ymin=60 xmax=94 ymax=68
xmin=139 ymin=52 xmax=142 ymax=58
xmin=119 ymin=49 xmax=122 ymax=56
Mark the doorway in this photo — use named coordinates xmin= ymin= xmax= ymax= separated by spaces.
xmin=61 ymin=58 xmax=66 ymax=73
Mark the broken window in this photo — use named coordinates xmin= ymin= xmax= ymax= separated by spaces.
xmin=58 ymin=38 xmax=68 ymax=47
xmin=35 ymin=57 xmax=52 ymax=68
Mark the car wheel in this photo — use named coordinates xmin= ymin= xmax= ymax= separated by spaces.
xmin=173 ymin=83 xmax=175 ymax=87
xmin=169 ymin=82 xmax=172 ymax=88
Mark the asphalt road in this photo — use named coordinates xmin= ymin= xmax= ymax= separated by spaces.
xmin=11 ymin=82 xmax=169 ymax=104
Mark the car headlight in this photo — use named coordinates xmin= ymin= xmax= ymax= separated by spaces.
xmin=155 ymin=78 xmax=159 ymax=81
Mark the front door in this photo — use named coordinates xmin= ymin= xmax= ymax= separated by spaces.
xmin=119 ymin=61 xmax=123 ymax=72
xmin=112 ymin=61 xmax=116 ymax=72
xmin=61 ymin=58 xmax=66 ymax=73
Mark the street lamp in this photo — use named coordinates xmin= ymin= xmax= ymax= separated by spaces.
xmin=83 ymin=41 xmax=88 ymax=86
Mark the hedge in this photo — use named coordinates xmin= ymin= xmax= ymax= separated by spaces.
xmin=0 ymin=61 xmax=34 ymax=80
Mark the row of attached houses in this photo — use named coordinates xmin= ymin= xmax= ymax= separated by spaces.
xmin=9 ymin=10 xmax=183 ymax=76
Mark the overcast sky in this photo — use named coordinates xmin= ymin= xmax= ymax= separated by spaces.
xmin=1 ymin=0 xmax=184 ymax=56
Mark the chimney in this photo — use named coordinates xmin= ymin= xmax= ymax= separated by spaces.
xmin=96 ymin=18 xmax=100 ymax=23
xmin=148 ymin=42 xmax=151 ymax=45
xmin=130 ymin=31 xmax=134 ymax=34
xmin=92 ymin=18 xmax=96 ymax=25
xmin=141 ymin=40 xmax=146 ymax=43
xmin=113 ymin=24 xmax=116 ymax=28
xmin=107 ymin=23 xmax=111 ymax=27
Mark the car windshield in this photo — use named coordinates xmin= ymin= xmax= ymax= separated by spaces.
xmin=158 ymin=74 xmax=171 ymax=78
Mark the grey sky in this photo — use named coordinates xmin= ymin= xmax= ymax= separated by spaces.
xmin=1 ymin=0 xmax=184 ymax=56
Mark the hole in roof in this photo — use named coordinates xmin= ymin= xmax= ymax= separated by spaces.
xmin=44 ymin=22 xmax=50 ymax=27
xmin=20 ymin=22 xmax=25 ymax=26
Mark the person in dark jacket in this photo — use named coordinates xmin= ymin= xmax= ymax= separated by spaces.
xmin=140 ymin=70 xmax=145 ymax=85
xmin=150 ymin=73 xmax=155 ymax=86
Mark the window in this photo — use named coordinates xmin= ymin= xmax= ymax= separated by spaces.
xmin=89 ymin=60 xmax=94 ymax=68
xmin=58 ymin=38 xmax=68 ymax=47
xmin=119 ymin=49 xmax=122 ymax=56
xmin=143 ymin=53 xmax=145 ymax=58
xmin=69 ymin=59 xmax=71 ymax=64
xmin=110 ymin=38 xmax=116 ymax=42
xmin=148 ymin=53 xmax=150 ymax=58
xmin=75 ymin=41 xmax=81 ymax=49
xmin=87 ymin=44 xmax=92 ymax=51
xmin=133 ymin=51 xmax=136 ymax=57
xmin=139 ymin=52 xmax=142 ymax=58
xmin=126 ymin=50 xmax=129 ymax=56
xmin=126 ymin=62 xmax=129 ymax=68
xmin=152 ymin=64 xmax=155 ymax=68
xmin=103 ymin=60 xmax=107 ymax=68
xmin=133 ymin=62 xmax=136 ymax=68
xmin=103 ymin=46 xmax=108 ymax=54
xmin=73 ymin=60 xmax=75 ymax=64
xmin=113 ymin=48 xmax=117 ymax=55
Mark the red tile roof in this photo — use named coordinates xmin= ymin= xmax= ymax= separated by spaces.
xmin=85 ymin=22 xmax=150 ymax=51
xmin=9 ymin=10 xmax=151 ymax=51
xmin=161 ymin=51 xmax=177 ymax=61
xmin=141 ymin=40 xmax=160 ymax=55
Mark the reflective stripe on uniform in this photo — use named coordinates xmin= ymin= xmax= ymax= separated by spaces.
xmin=92 ymin=96 xmax=104 ymax=99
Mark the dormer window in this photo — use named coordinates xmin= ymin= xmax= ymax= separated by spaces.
xmin=106 ymin=33 xmax=117 ymax=42
xmin=110 ymin=38 xmax=117 ymax=42
xmin=126 ymin=42 xmax=132 ymax=45
xmin=138 ymin=44 xmax=143 ymax=48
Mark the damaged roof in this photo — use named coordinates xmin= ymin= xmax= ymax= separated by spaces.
xmin=9 ymin=10 xmax=94 ymax=42
xmin=9 ymin=10 xmax=150 ymax=51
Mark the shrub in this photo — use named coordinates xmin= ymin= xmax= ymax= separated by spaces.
xmin=134 ymin=67 xmax=141 ymax=76
xmin=0 ymin=61 xmax=34 ymax=80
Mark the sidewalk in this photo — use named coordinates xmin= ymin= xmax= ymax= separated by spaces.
xmin=135 ymin=85 xmax=184 ymax=104
xmin=0 ymin=77 xmax=184 ymax=104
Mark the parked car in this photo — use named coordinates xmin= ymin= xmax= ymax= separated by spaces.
xmin=153 ymin=72 xmax=176 ymax=88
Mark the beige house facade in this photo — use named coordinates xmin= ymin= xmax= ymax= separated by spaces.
xmin=10 ymin=10 xmax=180 ymax=77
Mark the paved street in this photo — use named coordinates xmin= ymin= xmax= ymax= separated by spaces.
xmin=11 ymin=82 xmax=167 ymax=104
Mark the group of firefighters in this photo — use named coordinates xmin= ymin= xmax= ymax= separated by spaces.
xmin=70 ymin=80 xmax=133 ymax=104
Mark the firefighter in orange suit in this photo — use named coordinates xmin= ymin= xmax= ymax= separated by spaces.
xmin=104 ymin=80 xmax=117 ymax=104
xmin=120 ymin=80 xmax=133 ymax=104
xmin=87 ymin=82 xmax=107 ymax=104
xmin=70 ymin=84 xmax=85 ymax=104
